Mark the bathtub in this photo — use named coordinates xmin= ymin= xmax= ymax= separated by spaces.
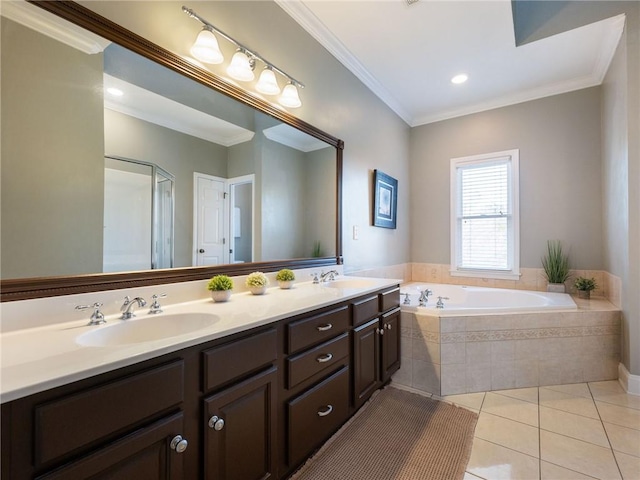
xmin=400 ymin=282 xmax=577 ymax=314
xmin=395 ymin=282 xmax=619 ymax=396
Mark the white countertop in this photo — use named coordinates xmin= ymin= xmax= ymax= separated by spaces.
xmin=0 ymin=277 xmax=400 ymax=403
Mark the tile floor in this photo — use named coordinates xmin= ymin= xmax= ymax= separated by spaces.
xmin=396 ymin=380 xmax=640 ymax=479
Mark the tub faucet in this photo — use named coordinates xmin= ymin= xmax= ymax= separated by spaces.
xmin=436 ymin=296 xmax=449 ymax=309
xmin=418 ymin=289 xmax=433 ymax=307
xmin=403 ymin=293 xmax=411 ymax=305
xmin=120 ymin=296 xmax=147 ymax=320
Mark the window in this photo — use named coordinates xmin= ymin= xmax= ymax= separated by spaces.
xmin=450 ymin=149 xmax=520 ymax=280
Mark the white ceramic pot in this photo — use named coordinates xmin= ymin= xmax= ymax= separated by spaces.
xmin=249 ymin=285 xmax=267 ymax=295
xmin=211 ymin=290 xmax=232 ymax=302
xmin=278 ymin=280 xmax=294 ymax=289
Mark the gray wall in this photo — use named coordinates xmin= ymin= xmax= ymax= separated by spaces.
xmin=409 ymin=87 xmax=603 ymax=270
xmin=105 ymin=109 xmax=228 ymax=267
xmin=602 ymin=5 xmax=640 ymax=375
xmin=78 ymin=0 xmax=412 ymax=274
xmin=1 ymin=18 xmax=104 ymax=278
xmin=305 ymin=147 xmax=337 ymax=258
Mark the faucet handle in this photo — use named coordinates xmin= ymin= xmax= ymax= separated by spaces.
xmin=121 ymin=295 xmax=131 ymax=311
xmin=76 ymin=302 xmax=106 ymax=326
xmin=149 ymin=294 xmax=167 ymax=314
xmin=310 ymin=272 xmax=320 ymax=284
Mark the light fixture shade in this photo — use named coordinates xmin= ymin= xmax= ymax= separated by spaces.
xmin=190 ymin=28 xmax=224 ymax=64
xmin=227 ymin=51 xmax=255 ymax=81
xmin=279 ymin=83 xmax=302 ymax=108
xmin=255 ymin=68 xmax=281 ymax=95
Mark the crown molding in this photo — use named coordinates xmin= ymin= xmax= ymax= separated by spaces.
xmin=1 ymin=0 xmax=111 ymax=54
xmin=275 ymin=0 xmax=413 ymax=126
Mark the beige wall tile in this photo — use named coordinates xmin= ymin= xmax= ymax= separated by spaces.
xmin=441 ymin=342 xmax=466 ymax=365
xmin=492 ymin=361 xmax=516 ymax=390
xmin=412 ymin=338 xmax=440 ymax=364
xmin=392 ymin=357 xmax=412 ymax=387
xmin=412 ymin=359 xmax=441 ymax=395
xmin=441 ymin=364 xmax=467 ymax=395
xmin=491 ymin=340 xmax=516 ymax=363
xmin=467 ymin=363 xmax=492 ymax=392
xmin=515 ymin=361 xmax=540 ymax=388
xmin=467 ymin=342 xmax=492 ymax=364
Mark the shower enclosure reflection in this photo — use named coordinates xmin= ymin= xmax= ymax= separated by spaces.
xmin=103 ymin=157 xmax=174 ymax=272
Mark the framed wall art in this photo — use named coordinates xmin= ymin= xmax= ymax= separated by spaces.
xmin=373 ymin=170 xmax=398 ymax=229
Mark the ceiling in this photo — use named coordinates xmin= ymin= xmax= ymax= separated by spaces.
xmin=277 ymin=0 xmax=625 ymax=127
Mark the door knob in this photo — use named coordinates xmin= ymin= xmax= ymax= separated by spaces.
xmin=199 ymin=249 xmax=205 ymax=253
xmin=208 ymin=415 xmax=225 ymax=431
xmin=170 ymin=435 xmax=188 ymax=453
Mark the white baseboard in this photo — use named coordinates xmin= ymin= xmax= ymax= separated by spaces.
xmin=618 ymin=363 xmax=640 ymax=396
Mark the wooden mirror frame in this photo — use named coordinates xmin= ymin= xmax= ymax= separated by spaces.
xmin=0 ymin=0 xmax=343 ymax=302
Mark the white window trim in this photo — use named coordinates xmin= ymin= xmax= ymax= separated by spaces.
xmin=449 ymin=149 xmax=520 ymax=281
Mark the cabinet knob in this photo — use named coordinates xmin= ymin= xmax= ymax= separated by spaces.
xmin=377 ymin=328 xmax=384 ymax=335
xmin=316 ymin=353 xmax=333 ymax=363
xmin=317 ymin=404 xmax=333 ymax=417
xmin=316 ymin=323 xmax=333 ymax=332
xmin=170 ymin=435 xmax=188 ymax=453
xmin=208 ymin=415 xmax=225 ymax=431
xmin=385 ymin=323 xmax=392 ymax=330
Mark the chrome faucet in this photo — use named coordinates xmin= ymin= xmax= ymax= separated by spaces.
xmin=436 ymin=296 xmax=449 ymax=309
xmin=319 ymin=270 xmax=339 ymax=282
xmin=76 ymin=302 xmax=106 ymax=325
xmin=418 ymin=289 xmax=433 ymax=307
xmin=120 ymin=296 xmax=147 ymax=320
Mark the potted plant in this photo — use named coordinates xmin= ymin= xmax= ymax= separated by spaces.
xmin=574 ymin=276 xmax=597 ymax=299
xmin=276 ymin=269 xmax=296 ymax=289
xmin=541 ymin=240 xmax=571 ymax=293
xmin=246 ymin=271 xmax=269 ymax=295
xmin=207 ymin=275 xmax=234 ymax=302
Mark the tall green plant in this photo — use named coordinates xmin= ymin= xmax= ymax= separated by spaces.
xmin=541 ymin=240 xmax=571 ymax=284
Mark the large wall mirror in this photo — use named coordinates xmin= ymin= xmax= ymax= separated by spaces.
xmin=0 ymin=1 xmax=343 ymax=301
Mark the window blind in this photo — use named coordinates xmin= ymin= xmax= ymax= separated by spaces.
xmin=457 ymin=158 xmax=511 ymax=271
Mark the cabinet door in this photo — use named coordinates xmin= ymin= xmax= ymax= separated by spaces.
xmin=353 ymin=318 xmax=381 ymax=409
xmin=381 ymin=308 xmax=401 ymax=382
xmin=204 ymin=367 xmax=277 ymax=480
xmin=36 ymin=412 xmax=186 ymax=479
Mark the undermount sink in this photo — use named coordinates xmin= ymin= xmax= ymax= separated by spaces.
xmin=76 ymin=313 xmax=219 ymax=347
xmin=322 ymin=279 xmax=378 ymax=290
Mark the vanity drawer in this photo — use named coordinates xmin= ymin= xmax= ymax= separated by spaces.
xmin=202 ymin=328 xmax=277 ymax=392
xmin=352 ymin=295 xmax=379 ymax=327
xmin=380 ymin=287 xmax=401 ymax=312
xmin=287 ymin=305 xmax=349 ymax=354
xmin=34 ymin=360 xmax=184 ymax=466
xmin=287 ymin=366 xmax=349 ymax=468
xmin=287 ymin=332 xmax=349 ymax=389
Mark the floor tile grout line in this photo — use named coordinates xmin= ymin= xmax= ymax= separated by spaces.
xmin=540 ymin=459 xmax=602 ymax=480
xmin=538 ymin=387 xmax=542 ymax=480
xmin=473 ymin=437 xmax=541 ymax=462
xmin=588 ymin=382 xmax=625 ymax=480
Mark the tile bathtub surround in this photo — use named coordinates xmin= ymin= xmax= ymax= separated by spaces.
xmin=394 ymin=306 xmax=621 ymax=396
xmin=409 ymin=263 xmax=622 ymax=305
xmin=394 ymin=381 xmax=640 ymax=480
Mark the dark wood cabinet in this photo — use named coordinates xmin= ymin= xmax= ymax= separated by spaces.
xmin=2 ymin=284 xmax=400 ymax=480
xmin=381 ymin=307 xmax=401 ymax=382
xmin=353 ymin=318 xmax=381 ymax=409
xmin=204 ymin=367 xmax=277 ymax=480
xmin=35 ymin=412 xmax=186 ymax=480
xmin=352 ymin=289 xmax=401 ymax=409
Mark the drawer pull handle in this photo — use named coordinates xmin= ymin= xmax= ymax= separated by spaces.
xmin=208 ymin=415 xmax=225 ymax=431
xmin=316 ymin=353 xmax=333 ymax=363
xmin=316 ymin=323 xmax=333 ymax=332
xmin=317 ymin=405 xmax=333 ymax=417
xmin=170 ymin=435 xmax=188 ymax=453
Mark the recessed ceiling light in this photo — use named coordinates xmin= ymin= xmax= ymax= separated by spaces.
xmin=106 ymin=87 xmax=124 ymax=97
xmin=451 ymin=74 xmax=468 ymax=85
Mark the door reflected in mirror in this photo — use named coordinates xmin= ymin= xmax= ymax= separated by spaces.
xmin=1 ymin=3 xmax=336 ymax=282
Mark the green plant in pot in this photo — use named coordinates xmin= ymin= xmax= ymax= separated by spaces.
xmin=574 ymin=276 xmax=597 ymax=299
xmin=541 ymin=240 xmax=571 ymax=293
xmin=207 ymin=275 xmax=234 ymax=302
xmin=275 ymin=269 xmax=295 ymax=289
xmin=246 ymin=271 xmax=269 ymax=295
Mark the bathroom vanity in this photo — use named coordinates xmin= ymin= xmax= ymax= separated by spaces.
xmin=1 ymin=280 xmax=400 ymax=479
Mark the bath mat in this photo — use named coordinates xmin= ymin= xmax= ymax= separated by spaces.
xmin=290 ymin=386 xmax=478 ymax=480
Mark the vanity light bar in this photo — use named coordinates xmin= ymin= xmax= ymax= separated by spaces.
xmin=182 ymin=6 xmax=305 ymax=91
